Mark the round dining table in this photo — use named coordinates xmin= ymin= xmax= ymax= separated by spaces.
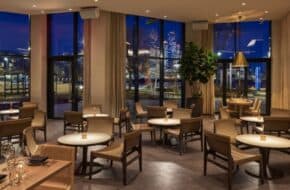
xmin=57 ymin=132 xmax=111 ymax=175
xmin=227 ymin=98 xmax=252 ymax=116
xmin=236 ymin=134 xmax=290 ymax=179
xmin=82 ymin=113 xmax=109 ymax=119
xmin=148 ymin=118 xmax=180 ymax=142
xmin=239 ymin=116 xmax=264 ymax=134
xmin=0 ymin=109 xmax=19 ymax=120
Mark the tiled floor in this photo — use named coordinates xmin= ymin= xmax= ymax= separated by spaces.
xmin=40 ymin=114 xmax=290 ymax=190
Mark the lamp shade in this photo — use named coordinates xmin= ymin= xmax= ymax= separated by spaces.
xmin=232 ymin=51 xmax=248 ymax=67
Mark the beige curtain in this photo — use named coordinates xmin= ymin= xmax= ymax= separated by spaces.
xmin=105 ymin=13 xmax=126 ymax=117
xmin=272 ymin=12 xmax=290 ymax=110
xmin=185 ymin=23 xmax=215 ymax=115
xmin=83 ymin=20 xmax=92 ymax=106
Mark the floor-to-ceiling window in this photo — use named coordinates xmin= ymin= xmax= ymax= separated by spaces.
xmin=47 ymin=13 xmax=83 ymax=118
xmin=214 ymin=21 xmax=271 ymax=114
xmin=126 ymin=15 xmax=184 ymax=114
xmin=0 ymin=12 xmax=30 ymax=109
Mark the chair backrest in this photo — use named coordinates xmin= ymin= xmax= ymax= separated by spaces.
xmin=124 ymin=131 xmax=142 ymax=153
xmin=180 ymin=117 xmax=202 ymax=134
xmin=135 ymin=102 xmax=145 ymax=114
xmin=253 ymin=99 xmax=262 ymax=112
xmin=119 ymin=108 xmax=128 ymax=123
xmin=251 ymin=98 xmax=258 ymax=109
xmin=87 ymin=117 xmax=114 ymax=137
xmin=214 ymin=119 xmax=238 ymax=142
xmin=38 ymin=144 xmax=75 ymax=188
xmin=0 ymin=118 xmax=32 ymax=138
xmin=19 ymin=106 xmax=37 ymax=119
xmin=23 ymin=127 xmax=39 ymax=156
xmin=147 ymin=106 xmax=166 ymax=119
xmin=163 ymin=100 xmax=178 ymax=109
xmin=22 ymin=101 xmax=38 ymax=108
xmin=32 ymin=110 xmax=46 ymax=128
xmin=64 ymin=111 xmax=83 ymax=125
xmin=205 ymin=131 xmax=231 ymax=157
xmin=83 ymin=104 xmax=102 ymax=115
xmin=172 ymin=108 xmax=192 ymax=119
xmin=219 ymin=107 xmax=230 ymax=119
xmin=263 ymin=116 xmax=290 ymax=133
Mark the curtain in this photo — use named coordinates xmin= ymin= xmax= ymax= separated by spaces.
xmin=106 ymin=12 xmax=126 ymax=117
xmin=185 ymin=23 xmax=215 ymax=115
xmin=83 ymin=20 xmax=92 ymax=106
xmin=272 ymin=12 xmax=290 ymax=110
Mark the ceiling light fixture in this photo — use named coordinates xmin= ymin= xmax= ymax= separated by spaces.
xmin=163 ymin=15 xmax=168 ymax=19
xmin=241 ymin=2 xmax=246 ymax=6
xmin=145 ymin=9 xmax=151 ymax=14
xmin=32 ymin=4 xmax=37 ymax=8
xmin=259 ymin=17 xmax=264 ymax=21
xmin=264 ymin=10 xmax=269 ymax=14
xmin=215 ymin=13 xmax=219 ymax=17
xmin=94 ymin=0 xmax=99 ymax=2
xmin=68 ymin=8 xmax=73 ymax=11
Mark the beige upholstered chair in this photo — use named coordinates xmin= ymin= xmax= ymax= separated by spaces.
xmin=87 ymin=117 xmax=114 ymax=139
xmin=9 ymin=106 xmax=37 ymax=120
xmin=32 ymin=110 xmax=47 ymax=142
xmin=164 ymin=117 xmax=203 ymax=155
xmin=249 ymin=98 xmax=258 ymax=110
xmin=35 ymin=144 xmax=75 ymax=190
xmin=135 ymin=102 xmax=147 ymax=123
xmin=63 ymin=111 xmax=84 ymax=134
xmin=219 ymin=107 xmax=244 ymax=133
xmin=22 ymin=101 xmax=38 ymax=108
xmin=219 ymin=107 xmax=231 ymax=120
xmin=254 ymin=116 xmax=290 ymax=136
xmin=163 ymin=100 xmax=178 ymax=109
xmin=172 ymin=108 xmax=192 ymax=119
xmin=0 ymin=118 xmax=32 ymax=146
xmin=89 ymin=131 xmax=142 ymax=185
xmin=83 ymin=104 xmax=102 ymax=115
xmin=204 ymin=132 xmax=263 ymax=190
xmin=113 ymin=108 xmax=129 ymax=137
xmin=147 ymin=106 xmax=167 ymax=119
xmin=214 ymin=119 xmax=239 ymax=144
xmin=23 ymin=127 xmax=40 ymax=156
xmin=244 ymin=99 xmax=262 ymax=116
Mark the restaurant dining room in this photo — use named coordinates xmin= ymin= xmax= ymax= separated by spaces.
xmin=0 ymin=0 xmax=290 ymax=190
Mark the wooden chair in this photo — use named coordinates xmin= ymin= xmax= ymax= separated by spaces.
xmin=9 ymin=106 xmax=37 ymax=120
xmin=0 ymin=118 xmax=32 ymax=147
xmin=35 ymin=144 xmax=75 ymax=190
xmin=163 ymin=100 xmax=178 ymax=109
xmin=249 ymin=98 xmax=258 ymax=110
xmin=23 ymin=127 xmax=40 ymax=156
xmin=147 ymin=106 xmax=167 ymax=119
xmin=254 ymin=116 xmax=290 ymax=137
xmin=89 ymin=131 xmax=142 ymax=185
xmin=164 ymin=117 xmax=203 ymax=155
xmin=172 ymin=108 xmax=192 ymax=119
xmin=204 ymin=132 xmax=264 ymax=190
xmin=83 ymin=104 xmax=102 ymax=115
xmin=219 ymin=107 xmax=244 ymax=133
xmin=22 ymin=101 xmax=38 ymax=108
xmin=214 ymin=119 xmax=239 ymax=145
xmin=113 ymin=109 xmax=129 ymax=138
xmin=244 ymin=99 xmax=262 ymax=116
xmin=63 ymin=111 xmax=84 ymax=135
xmin=87 ymin=116 xmax=114 ymax=140
xmin=31 ymin=110 xmax=47 ymax=142
xmin=135 ymin=102 xmax=147 ymax=123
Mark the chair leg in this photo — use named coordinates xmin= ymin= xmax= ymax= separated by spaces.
xmin=89 ymin=155 xmax=93 ymax=180
xmin=179 ymin=136 xmax=183 ymax=156
xmin=119 ymin=125 xmax=122 ymax=138
xmin=228 ymin=162 xmax=233 ymax=190
xmin=122 ymin=159 xmax=127 ymax=185
xmin=139 ymin=151 xmax=142 ymax=172
xmin=150 ymin=131 xmax=153 ymax=142
xmin=203 ymin=153 xmax=207 ymax=176
xmin=200 ymin=132 xmax=203 ymax=152
xmin=44 ymin=129 xmax=47 ymax=142
xmin=110 ymin=160 xmax=113 ymax=167
xmin=260 ymin=159 xmax=264 ymax=184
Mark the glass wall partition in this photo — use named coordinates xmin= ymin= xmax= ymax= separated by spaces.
xmin=214 ymin=21 xmax=271 ymax=114
xmin=126 ymin=15 xmax=184 ymax=115
xmin=47 ymin=13 xmax=84 ymax=118
xmin=0 ymin=12 xmax=30 ymax=109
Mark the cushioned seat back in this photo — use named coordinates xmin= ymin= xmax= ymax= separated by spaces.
xmin=64 ymin=111 xmax=83 ymax=125
xmin=205 ymin=132 xmax=231 ymax=157
xmin=172 ymin=108 xmax=192 ymax=119
xmin=147 ymin=106 xmax=166 ymax=119
xmin=87 ymin=116 xmax=114 ymax=137
xmin=263 ymin=116 xmax=290 ymax=132
xmin=180 ymin=117 xmax=202 ymax=134
xmin=0 ymin=118 xmax=32 ymax=138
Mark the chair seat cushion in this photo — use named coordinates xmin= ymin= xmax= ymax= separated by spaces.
xmin=91 ymin=142 xmax=124 ymax=161
xmin=132 ymin=123 xmax=153 ymax=132
xmin=231 ymin=146 xmax=261 ymax=165
xmin=164 ymin=128 xmax=180 ymax=137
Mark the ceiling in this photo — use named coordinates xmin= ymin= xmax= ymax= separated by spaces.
xmin=0 ymin=0 xmax=289 ymax=22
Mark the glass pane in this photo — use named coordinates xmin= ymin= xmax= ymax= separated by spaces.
xmin=138 ymin=17 xmax=161 ymax=57
xmin=164 ymin=59 xmax=182 ymax=105
xmin=126 ymin=15 xmax=137 ymax=57
xmin=50 ymin=13 xmax=74 ymax=56
xmin=226 ymin=63 xmax=246 ymax=98
xmin=214 ymin=23 xmax=235 ymax=59
xmin=125 ymin=56 xmax=136 ymax=114
xmin=163 ymin=21 xmax=183 ymax=59
xmin=78 ymin=14 xmax=84 ymax=55
xmin=214 ymin=63 xmax=224 ymax=112
xmin=0 ymin=12 xmax=30 ymax=55
xmin=238 ymin=21 xmax=271 ymax=59
xmin=76 ymin=57 xmax=83 ymax=111
xmin=53 ymin=61 xmax=72 ymax=118
xmin=247 ymin=62 xmax=267 ymax=113
xmin=138 ymin=57 xmax=160 ymax=106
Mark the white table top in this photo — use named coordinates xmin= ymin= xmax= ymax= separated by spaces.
xmin=240 ymin=116 xmax=264 ymax=123
xmin=83 ymin=113 xmax=109 ymax=118
xmin=0 ymin=109 xmax=19 ymax=115
xmin=148 ymin=118 xmax=180 ymax=127
xmin=57 ymin=132 xmax=111 ymax=146
xmin=236 ymin=134 xmax=290 ymax=149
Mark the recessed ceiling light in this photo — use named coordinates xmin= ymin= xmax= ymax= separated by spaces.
xmin=145 ymin=9 xmax=151 ymax=14
xmin=41 ymin=10 xmax=45 ymax=14
xmin=163 ymin=15 xmax=168 ymax=19
xmin=68 ymin=8 xmax=73 ymax=11
xmin=215 ymin=13 xmax=219 ymax=17
xmin=238 ymin=11 xmax=242 ymax=15
xmin=259 ymin=17 xmax=263 ymax=20
xmin=264 ymin=10 xmax=269 ymax=14
xmin=32 ymin=4 xmax=37 ymax=8
xmin=241 ymin=2 xmax=246 ymax=6
xmin=94 ymin=0 xmax=99 ymax=2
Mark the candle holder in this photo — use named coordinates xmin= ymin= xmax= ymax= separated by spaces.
xmin=260 ymin=135 xmax=267 ymax=141
xmin=81 ymin=132 xmax=87 ymax=139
